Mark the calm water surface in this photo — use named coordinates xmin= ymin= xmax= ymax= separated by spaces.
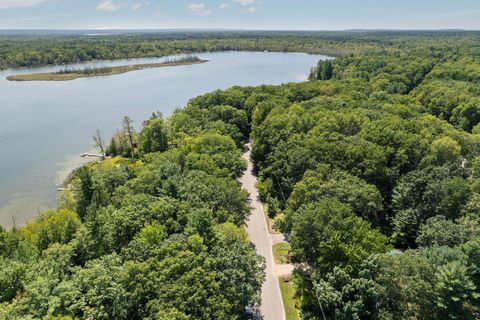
xmin=0 ymin=51 xmax=327 ymax=227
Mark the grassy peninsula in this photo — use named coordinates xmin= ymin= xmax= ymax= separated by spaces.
xmin=7 ymin=55 xmax=207 ymax=81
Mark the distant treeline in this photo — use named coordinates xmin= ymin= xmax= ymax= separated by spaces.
xmin=3 ymin=30 xmax=480 ymax=69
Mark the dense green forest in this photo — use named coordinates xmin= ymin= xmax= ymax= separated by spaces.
xmin=0 ymin=111 xmax=265 ymax=319
xmin=2 ymin=30 xmax=479 ymax=69
xmin=0 ymin=31 xmax=378 ymax=69
xmin=2 ymin=31 xmax=480 ymax=319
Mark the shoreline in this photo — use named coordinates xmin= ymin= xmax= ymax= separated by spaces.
xmin=6 ymin=59 xmax=209 ymax=81
xmin=0 ymin=51 xmax=331 ymax=73
xmin=0 ymin=50 xmax=322 ymax=228
xmin=0 ymin=151 xmax=96 ymax=228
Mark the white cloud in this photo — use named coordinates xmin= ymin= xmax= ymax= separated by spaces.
xmin=97 ymin=0 xmax=121 ymax=11
xmin=247 ymin=6 xmax=256 ymax=13
xmin=219 ymin=3 xmax=230 ymax=10
xmin=187 ymin=3 xmax=211 ymax=16
xmin=0 ymin=0 xmax=44 ymax=10
xmin=131 ymin=1 xmax=149 ymax=10
xmin=233 ymin=0 xmax=255 ymax=6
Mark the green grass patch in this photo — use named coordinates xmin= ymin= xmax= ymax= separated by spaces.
xmin=273 ymin=242 xmax=291 ymax=264
xmin=279 ymin=275 xmax=300 ymax=320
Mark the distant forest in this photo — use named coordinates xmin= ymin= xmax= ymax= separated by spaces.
xmin=1 ymin=31 xmax=480 ymax=319
xmin=1 ymin=30 xmax=480 ymax=69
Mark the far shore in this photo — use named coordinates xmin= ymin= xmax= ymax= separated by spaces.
xmin=6 ymin=59 xmax=209 ymax=81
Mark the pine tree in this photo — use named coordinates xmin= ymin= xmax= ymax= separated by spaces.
xmin=107 ymin=137 xmax=118 ymax=156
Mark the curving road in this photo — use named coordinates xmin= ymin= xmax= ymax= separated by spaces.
xmin=241 ymin=144 xmax=289 ymax=320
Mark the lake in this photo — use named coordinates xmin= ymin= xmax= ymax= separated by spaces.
xmin=0 ymin=51 xmax=328 ymax=227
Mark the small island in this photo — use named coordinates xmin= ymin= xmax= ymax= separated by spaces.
xmin=7 ymin=55 xmax=208 ymax=81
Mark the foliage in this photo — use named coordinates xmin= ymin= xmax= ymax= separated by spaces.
xmin=417 ymin=216 xmax=469 ymax=248
xmin=0 ymin=82 xmax=264 ymax=319
xmin=313 ymin=267 xmax=379 ymax=320
xmin=20 ymin=209 xmax=81 ymax=251
xmin=289 ymin=199 xmax=390 ymax=275
xmin=140 ymin=114 xmax=169 ymax=154
xmin=0 ymin=30 xmax=410 ymax=70
xmin=309 ymin=60 xmax=334 ymax=81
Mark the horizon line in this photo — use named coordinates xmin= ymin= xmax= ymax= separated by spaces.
xmin=0 ymin=28 xmax=479 ymax=32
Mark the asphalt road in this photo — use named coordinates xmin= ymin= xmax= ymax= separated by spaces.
xmin=241 ymin=144 xmax=287 ymax=320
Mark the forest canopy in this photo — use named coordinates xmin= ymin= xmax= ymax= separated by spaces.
xmin=2 ymin=30 xmax=479 ymax=69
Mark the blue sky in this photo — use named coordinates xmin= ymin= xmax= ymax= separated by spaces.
xmin=1 ymin=0 xmax=480 ymax=30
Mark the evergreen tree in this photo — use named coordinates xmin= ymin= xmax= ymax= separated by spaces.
xmin=310 ymin=60 xmax=334 ymax=80
xmin=75 ymin=166 xmax=94 ymax=219
xmin=107 ymin=136 xmax=118 ymax=156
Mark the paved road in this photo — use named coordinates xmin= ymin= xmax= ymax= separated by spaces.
xmin=241 ymin=144 xmax=287 ymax=320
